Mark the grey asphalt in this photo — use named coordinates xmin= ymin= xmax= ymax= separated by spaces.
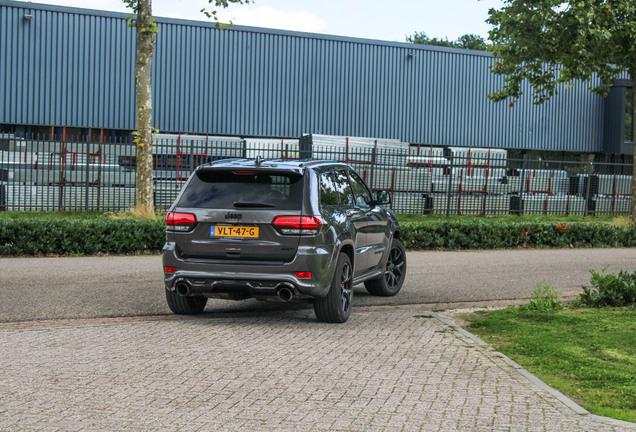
xmin=1 ymin=248 xmax=633 ymax=323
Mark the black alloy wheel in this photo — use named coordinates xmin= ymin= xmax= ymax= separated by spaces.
xmin=364 ymin=238 xmax=407 ymax=297
xmin=340 ymin=259 xmax=353 ymax=314
xmin=314 ymin=253 xmax=353 ymax=323
xmin=384 ymin=243 xmax=405 ymax=290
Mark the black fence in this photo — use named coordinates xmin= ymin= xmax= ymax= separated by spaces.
xmin=0 ymin=134 xmax=633 ymax=216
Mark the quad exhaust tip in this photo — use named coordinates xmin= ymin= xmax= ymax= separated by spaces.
xmin=277 ymin=286 xmax=294 ymax=302
xmin=175 ymin=281 xmax=191 ymax=297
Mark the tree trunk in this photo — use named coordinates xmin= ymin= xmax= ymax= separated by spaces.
xmin=134 ymin=0 xmax=156 ymax=215
xmin=631 ymin=76 xmax=636 ymax=223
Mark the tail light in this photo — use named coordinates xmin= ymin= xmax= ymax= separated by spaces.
xmin=166 ymin=212 xmax=197 ymax=232
xmin=272 ymin=216 xmax=323 ymax=235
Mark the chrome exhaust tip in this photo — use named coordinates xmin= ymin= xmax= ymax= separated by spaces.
xmin=277 ymin=286 xmax=294 ymax=302
xmin=175 ymin=281 xmax=191 ymax=297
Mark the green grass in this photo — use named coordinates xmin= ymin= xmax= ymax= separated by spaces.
xmin=467 ymin=307 xmax=636 ymax=423
xmin=0 ymin=210 xmax=165 ymax=221
xmin=0 ymin=211 xmax=110 ymax=220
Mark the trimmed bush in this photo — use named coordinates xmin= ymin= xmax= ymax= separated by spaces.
xmin=400 ymin=219 xmax=636 ymax=250
xmin=0 ymin=219 xmax=165 ymax=256
xmin=0 ymin=218 xmax=634 ymax=256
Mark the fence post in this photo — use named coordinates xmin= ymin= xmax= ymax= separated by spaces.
xmin=190 ymin=139 xmax=195 ymax=175
xmin=446 ymin=155 xmax=454 ymax=217
xmin=584 ymin=156 xmax=594 ymax=217
xmin=518 ymin=153 xmax=529 ymax=217
xmin=85 ymin=141 xmax=90 ymax=214
xmin=369 ymin=147 xmax=376 ymax=191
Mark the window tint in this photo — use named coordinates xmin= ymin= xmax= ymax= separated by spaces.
xmin=333 ymin=170 xmax=355 ymax=206
xmin=348 ymin=171 xmax=372 ymax=207
xmin=178 ymin=170 xmax=303 ymax=210
xmin=319 ymin=172 xmax=339 ymax=206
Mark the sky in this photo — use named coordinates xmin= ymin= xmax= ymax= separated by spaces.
xmin=25 ymin=0 xmax=505 ymax=43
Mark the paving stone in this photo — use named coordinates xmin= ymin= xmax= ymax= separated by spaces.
xmin=0 ymin=309 xmax=634 ymax=431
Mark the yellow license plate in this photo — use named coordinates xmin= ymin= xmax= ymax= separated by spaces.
xmin=211 ymin=226 xmax=259 ymax=238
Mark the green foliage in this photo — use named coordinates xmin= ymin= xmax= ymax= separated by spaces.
xmin=528 ymin=282 xmax=564 ymax=311
xmin=574 ymin=267 xmax=636 ymax=308
xmin=406 ymin=31 xmax=488 ymax=51
xmin=487 ymin=1 xmax=636 ymax=105
xmin=2 ymin=217 xmax=634 ymax=256
xmin=400 ymin=219 xmax=636 ymax=250
xmin=468 ymin=307 xmax=636 ymax=422
xmin=123 ymin=0 xmax=251 ymax=33
xmin=0 ymin=211 xmax=109 ymax=221
xmin=200 ymin=0 xmax=252 ymax=29
xmin=0 ymin=219 xmax=165 ymax=256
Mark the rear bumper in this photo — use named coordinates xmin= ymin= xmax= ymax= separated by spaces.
xmin=162 ymin=242 xmax=337 ymax=300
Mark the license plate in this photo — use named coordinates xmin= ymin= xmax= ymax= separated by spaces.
xmin=211 ymin=226 xmax=259 ymax=238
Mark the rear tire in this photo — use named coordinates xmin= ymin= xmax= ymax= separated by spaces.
xmin=364 ymin=238 xmax=406 ymax=297
xmin=314 ymin=253 xmax=353 ymax=323
xmin=165 ymin=288 xmax=208 ymax=315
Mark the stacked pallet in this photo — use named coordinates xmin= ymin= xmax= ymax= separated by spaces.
xmin=244 ymin=138 xmax=300 ymax=160
xmin=301 ymin=134 xmax=410 ymax=166
xmin=5 ymin=184 xmax=136 ymax=211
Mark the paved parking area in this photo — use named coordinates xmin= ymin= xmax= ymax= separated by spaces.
xmin=1 ymin=307 xmax=634 ymax=431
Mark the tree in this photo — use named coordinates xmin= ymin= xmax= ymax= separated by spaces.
xmin=406 ymin=31 xmax=488 ymax=51
xmin=486 ymin=1 xmax=636 ymax=222
xmin=123 ymin=0 xmax=250 ymax=216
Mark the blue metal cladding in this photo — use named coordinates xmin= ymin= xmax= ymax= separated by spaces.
xmin=0 ymin=2 xmax=137 ymax=130
xmin=0 ymin=0 xmax=611 ymax=152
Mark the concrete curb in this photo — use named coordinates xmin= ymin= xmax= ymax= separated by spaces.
xmin=426 ymin=310 xmax=635 ymax=427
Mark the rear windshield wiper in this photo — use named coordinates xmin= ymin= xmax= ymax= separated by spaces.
xmin=233 ymin=202 xmax=276 ymax=208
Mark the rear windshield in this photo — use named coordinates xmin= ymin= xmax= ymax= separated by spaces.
xmin=177 ymin=170 xmax=304 ymax=210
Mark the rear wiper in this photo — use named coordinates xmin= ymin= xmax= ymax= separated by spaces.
xmin=233 ymin=201 xmax=276 ymax=208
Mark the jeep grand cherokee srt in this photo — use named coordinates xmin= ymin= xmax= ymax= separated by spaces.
xmin=162 ymin=158 xmax=406 ymax=323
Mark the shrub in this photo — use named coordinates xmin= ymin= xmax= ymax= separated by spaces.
xmin=574 ymin=267 xmax=636 ymax=308
xmin=527 ymin=282 xmax=564 ymax=311
xmin=0 ymin=219 xmax=165 ymax=256
xmin=400 ymin=219 xmax=636 ymax=250
xmin=1 ymin=217 xmax=635 ymax=256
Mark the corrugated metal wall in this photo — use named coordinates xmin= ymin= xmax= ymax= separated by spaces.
xmin=0 ymin=0 xmax=609 ymax=152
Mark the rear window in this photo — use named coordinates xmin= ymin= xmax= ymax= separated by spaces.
xmin=177 ymin=170 xmax=304 ymax=210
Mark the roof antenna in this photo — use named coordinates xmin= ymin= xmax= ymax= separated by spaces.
xmin=255 ymin=155 xmax=262 ymax=166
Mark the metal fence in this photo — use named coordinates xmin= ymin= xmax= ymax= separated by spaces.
xmin=1 ymin=134 xmax=633 ymax=216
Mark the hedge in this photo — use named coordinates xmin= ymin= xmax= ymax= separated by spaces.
xmin=400 ymin=219 xmax=636 ymax=250
xmin=0 ymin=218 xmax=634 ymax=256
xmin=0 ymin=219 xmax=165 ymax=256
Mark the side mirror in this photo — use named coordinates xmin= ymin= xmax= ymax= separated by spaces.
xmin=375 ymin=190 xmax=391 ymax=206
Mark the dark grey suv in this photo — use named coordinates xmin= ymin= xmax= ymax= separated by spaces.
xmin=162 ymin=158 xmax=406 ymax=323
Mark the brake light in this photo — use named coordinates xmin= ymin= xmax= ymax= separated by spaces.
xmin=295 ymin=272 xmax=312 ymax=279
xmin=166 ymin=212 xmax=197 ymax=231
xmin=272 ymin=216 xmax=323 ymax=235
xmin=164 ymin=266 xmax=176 ymax=274
xmin=234 ymin=171 xmax=255 ymax=175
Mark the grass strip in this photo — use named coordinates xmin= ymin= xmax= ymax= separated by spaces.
xmin=467 ymin=307 xmax=636 ymax=423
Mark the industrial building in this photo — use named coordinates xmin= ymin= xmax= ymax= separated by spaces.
xmin=0 ymin=0 xmax=634 ymax=156
xmin=1 ymin=0 xmax=634 ymax=216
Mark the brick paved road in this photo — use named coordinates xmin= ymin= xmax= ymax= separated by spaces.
xmin=1 ymin=308 xmax=633 ymax=431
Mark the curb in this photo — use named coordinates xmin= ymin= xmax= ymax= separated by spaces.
xmin=426 ymin=311 xmax=636 ymax=428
